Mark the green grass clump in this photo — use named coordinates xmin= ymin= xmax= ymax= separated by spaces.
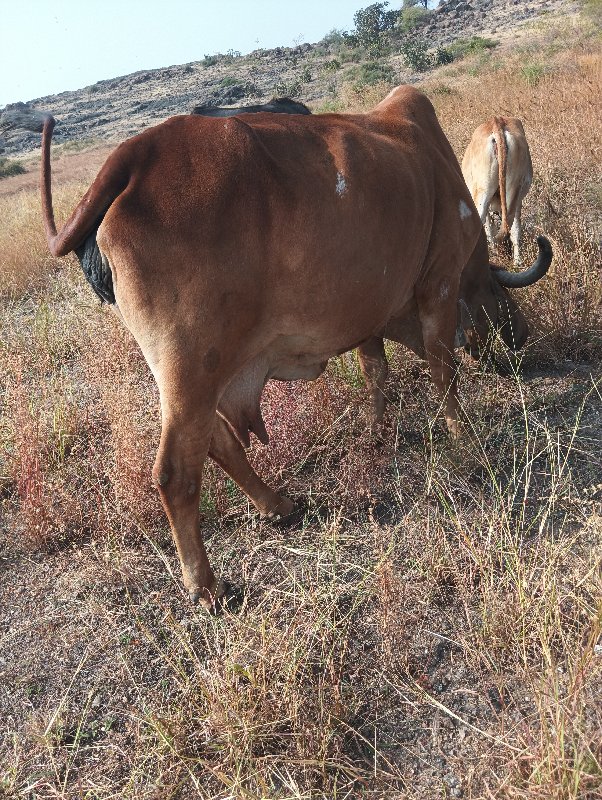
xmin=0 ymin=157 xmax=26 ymax=179
xmin=345 ymin=60 xmax=396 ymax=88
xmin=520 ymin=60 xmax=551 ymax=85
xmin=448 ymin=35 xmax=498 ymax=59
xmin=219 ymin=76 xmax=241 ymax=87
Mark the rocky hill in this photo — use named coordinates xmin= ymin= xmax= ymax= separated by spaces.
xmin=1 ymin=0 xmax=576 ymax=156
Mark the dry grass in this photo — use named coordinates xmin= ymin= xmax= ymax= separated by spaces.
xmin=0 ymin=11 xmax=601 ymax=799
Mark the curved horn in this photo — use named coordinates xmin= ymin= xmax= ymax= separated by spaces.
xmin=493 ymin=236 xmax=553 ymax=288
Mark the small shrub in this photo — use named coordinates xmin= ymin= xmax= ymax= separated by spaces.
xmin=340 ymin=46 xmax=363 ymax=63
xmin=400 ymin=38 xmax=432 ymax=71
xmin=426 ymin=83 xmax=458 ymax=97
xmin=0 ymin=158 xmax=26 ymax=179
xmin=448 ymin=35 xmax=498 ymax=60
xmin=433 ymin=47 xmax=454 ymax=66
xmin=274 ymin=79 xmax=303 ymax=98
xmin=222 ymin=49 xmax=241 ymax=65
xmin=244 ymin=81 xmax=261 ymax=98
xmin=400 ymin=37 xmax=479 ymax=73
xmin=300 ymin=65 xmax=312 ymax=83
xmin=319 ymin=28 xmax=347 ymax=47
xmin=202 ymin=54 xmax=219 ymax=67
xmin=322 ymin=59 xmax=341 ymax=73
xmin=219 ymin=76 xmax=240 ymax=87
xmin=341 ymin=31 xmax=360 ymax=48
xmin=354 ymin=61 xmax=396 ymax=87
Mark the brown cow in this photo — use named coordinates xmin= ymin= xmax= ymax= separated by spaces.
xmin=461 ymin=117 xmax=533 ymax=265
xmin=1 ymin=87 xmax=551 ymax=609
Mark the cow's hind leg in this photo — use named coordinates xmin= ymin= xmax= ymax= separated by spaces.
xmin=510 ymin=205 xmax=522 ymax=266
xmin=209 ymin=415 xmax=296 ymax=520
xmin=484 ymin=210 xmax=496 ymax=246
xmin=151 ymin=381 xmax=223 ymax=608
xmin=416 ymin=285 xmax=461 ymax=438
xmin=474 ymin=192 xmax=495 ymax=247
xmin=357 ymin=337 xmax=389 ymax=424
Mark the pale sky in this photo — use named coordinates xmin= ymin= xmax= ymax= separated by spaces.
xmin=0 ymin=0 xmax=381 ymax=108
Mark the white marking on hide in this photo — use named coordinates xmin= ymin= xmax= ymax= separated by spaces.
xmin=336 ymin=172 xmax=347 ymax=196
xmin=459 ymin=200 xmax=472 ymax=220
xmin=439 ymin=280 xmax=450 ymax=300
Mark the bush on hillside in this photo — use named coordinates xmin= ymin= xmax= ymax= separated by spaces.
xmin=357 ymin=61 xmax=396 ymax=86
xmin=0 ymin=158 xmax=26 ymax=179
xmin=399 ymin=37 xmax=464 ymax=72
xmin=319 ymin=28 xmax=347 ymax=47
xmin=447 ymin=35 xmax=498 ymax=59
xmin=274 ymin=79 xmax=303 ymax=98
xmin=399 ymin=38 xmax=432 ymax=71
xmin=398 ymin=4 xmax=430 ymax=32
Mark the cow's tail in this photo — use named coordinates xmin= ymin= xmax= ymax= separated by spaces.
xmin=0 ymin=107 xmax=126 ymax=302
xmin=492 ymin=116 xmax=510 ymax=244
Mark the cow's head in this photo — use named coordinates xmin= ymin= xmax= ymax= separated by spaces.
xmin=459 ymin=232 xmax=552 ymax=359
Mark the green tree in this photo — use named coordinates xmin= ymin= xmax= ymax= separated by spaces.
xmin=353 ymin=3 xmax=398 ymax=50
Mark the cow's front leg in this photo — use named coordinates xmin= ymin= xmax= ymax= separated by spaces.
xmin=357 ymin=337 xmax=389 ymax=424
xmin=417 ymin=287 xmax=461 ymax=438
xmin=209 ymin=414 xmax=296 ymax=520
xmin=152 ymin=393 xmax=222 ymax=609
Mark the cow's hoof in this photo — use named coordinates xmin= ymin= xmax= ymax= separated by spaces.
xmin=258 ymin=496 xmax=307 ymax=528
xmin=270 ymin=501 xmax=307 ymax=529
xmin=210 ymin=580 xmax=244 ymax=615
xmin=261 ymin=496 xmax=296 ymax=519
xmin=189 ymin=578 xmax=242 ymax=614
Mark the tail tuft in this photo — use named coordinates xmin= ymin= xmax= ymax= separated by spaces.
xmin=75 ymin=224 xmax=115 ymax=304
